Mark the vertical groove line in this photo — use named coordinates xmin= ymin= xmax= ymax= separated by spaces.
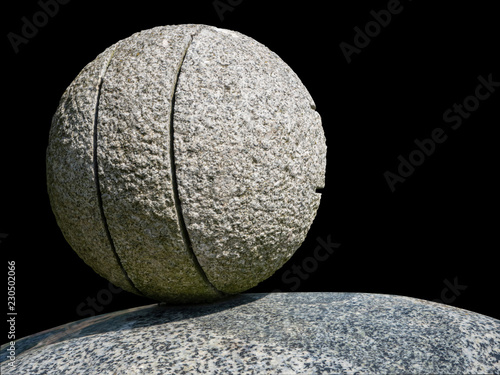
xmin=93 ymin=48 xmax=141 ymax=294
xmin=169 ymin=35 xmax=224 ymax=296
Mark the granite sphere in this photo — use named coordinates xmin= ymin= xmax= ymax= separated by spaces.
xmin=46 ymin=25 xmax=326 ymax=303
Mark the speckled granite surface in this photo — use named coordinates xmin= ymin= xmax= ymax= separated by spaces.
xmin=46 ymin=25 xmax=326 ymax=302
xmin=2 ymin=293 xmax=499 ymax=374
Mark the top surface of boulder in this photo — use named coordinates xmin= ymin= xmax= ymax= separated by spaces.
xmin=2 ymin=292 xmax=499 ymax=374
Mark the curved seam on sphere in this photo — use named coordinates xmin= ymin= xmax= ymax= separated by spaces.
xmin=93 ymin=46 xmax=142 ymax=295
xmin=310 ymin=104 xmax=326 ymax=194
xmin=169 ymin=31 xmax=225 ymax=297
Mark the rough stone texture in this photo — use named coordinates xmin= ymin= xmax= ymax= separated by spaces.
xmin=96 ymin=25 xmax=221 ymax=303
xmin=46 ymin=25 xmax=326 ymax=302
xmin=174 ymin=27 xmax=325 ymax=293
xmin=46 ymin=45 xmax=138 ymax=294
xmin=2 ymin=293 xmax=499 ymax=374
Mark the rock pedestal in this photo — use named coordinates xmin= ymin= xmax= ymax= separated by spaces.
xmin=1 ymin=293 xmax=499 ymax=374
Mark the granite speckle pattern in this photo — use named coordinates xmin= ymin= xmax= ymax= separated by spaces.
xmin=46 ymin=25 xmax=326 ymax=302
xmin=96 ymin=25 xmax=221 ymax=303
xmin=46 ymin=45 xmax=137 ymax=294
xmin=2 ymin=293 xmax=499 ymax=374
xmin=174 ymin=27 xmax=325 ymax=294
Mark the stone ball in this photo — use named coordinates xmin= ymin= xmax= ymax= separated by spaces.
xmin=46 ymin=24 xmax=326 ymax=303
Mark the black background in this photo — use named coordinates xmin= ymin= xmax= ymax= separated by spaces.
xmin=2 ymin=0 xmax=499 ymax=341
